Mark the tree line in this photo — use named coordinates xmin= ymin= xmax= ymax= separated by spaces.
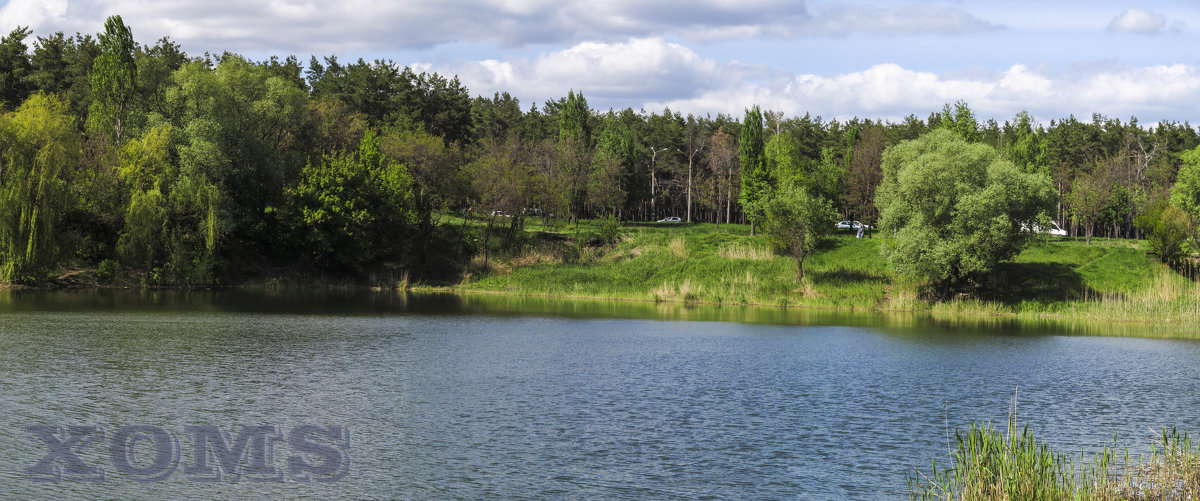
xmin=1 ymin=16 xmax=1199 ymax=284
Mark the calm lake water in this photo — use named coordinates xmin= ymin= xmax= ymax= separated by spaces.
xmin=0 ymin=290 xmax=1197 ymax=500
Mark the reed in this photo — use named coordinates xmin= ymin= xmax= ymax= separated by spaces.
xmin=909 ymin=419 xmax=1200 ymax=500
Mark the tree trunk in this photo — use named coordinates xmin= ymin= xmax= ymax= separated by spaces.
xmin=725 ymin=192 xmax=732 ymax=229
xmin=482 ymin=214 xmax=495 ymax=269
xmin=725 ymin=171 xmax=732 ymax=226
xmin=686 ymin=156 xmax=693 ymax=222
xmin=458 ymin=211 xmax=471 ymax=253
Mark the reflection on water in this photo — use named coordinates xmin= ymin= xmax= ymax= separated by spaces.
xmin=0 ymin=289 xmax=1194 ymax=500
xmin=0 ymin=288 xmax=1182 ymax=339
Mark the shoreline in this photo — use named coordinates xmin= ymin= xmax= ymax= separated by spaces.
xmin=2 ymin=279 xmax=1195 ymax=338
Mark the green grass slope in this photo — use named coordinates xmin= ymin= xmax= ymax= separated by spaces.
xmin=429 ymin=218 xmax=1198 ymax=323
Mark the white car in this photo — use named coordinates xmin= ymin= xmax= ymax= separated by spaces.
xmin=836 ymin=220 xmax=871 ymax=231
xmin=1020 ymin=220 xmax=1067 ymax=236
xmin=1036 ymin=220 xmax=1067 ymax=236
xmin=657 ymin=216 xmax=682 ymax=223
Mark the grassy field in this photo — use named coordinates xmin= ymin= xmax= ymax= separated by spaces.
xmin=421 ymin=216 xmax=1200 ymax=324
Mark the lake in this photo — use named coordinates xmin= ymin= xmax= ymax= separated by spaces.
xmin=0 ymin=290 xmax=1196 ymax=500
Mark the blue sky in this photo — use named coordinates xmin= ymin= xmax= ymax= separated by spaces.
xmin=2 ymin=0 xmax=1198 ymax=124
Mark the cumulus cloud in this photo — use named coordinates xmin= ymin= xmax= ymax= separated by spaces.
xmin=434 ymin=38 xmax=1200 ymax=123
xmin=1106 ymin=8 xmax=1179 ymax=34
xmin=649 ymin=62 xmax=1200 ymax=123
xmin=2 ymin=0 xmax=999 ymax=54
xmin=445 ymin=38 xmax=745 ymax=104
xmin=0 ymin=0 xmax=69 ymax=33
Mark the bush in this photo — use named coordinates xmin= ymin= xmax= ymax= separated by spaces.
xmin=594 ymin=215 xmax=621 ymax=245
xmin=97 ymin=259 xmax=120 ymax=284
xmin=1136 ymin=199 xmax=1193 ymax=263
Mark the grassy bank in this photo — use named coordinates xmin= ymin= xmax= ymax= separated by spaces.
xmin=423 ymin=217 xmax=1200 ymax=324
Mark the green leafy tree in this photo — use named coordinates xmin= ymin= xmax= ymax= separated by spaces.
xmin=843 ymin=124 xmax=886 ymax=224
xmin=115 ymin=125 xmax=220 ymax=283
xmin=765 ymin=127 xmax=802 ymax=186
xmin=136 ymin=37 xmax=188 ymax=118
xmin=466 ymin=136 xmax=536 ymax=265
xmin=590 ymin=118 xmax=635 ymax=214
xmin=1005 ymin=111 xmax=1049 ymax=176
xmin=704 ymin=128 xmax=738 ymax=226
xmin=739 ymin=105 xmax=770 ymax=234
xmin=1135 ymin=198 xmax=1192 ymax=264
xmin=876 ymin=129 xmax=1055 ymax=295
xmin=31 ymin=32 xmax=100 ymax=125
xmin=379 ymin=124 xmax=462 ymax=265
xmin=938 ymin=100 xmax=981 ymax=143
xmin=558 ymin=90 xmax=590 ymax=145
xmin=762 ymin=184 xmax=838 ymax=282
xmin=115 ymin=125 xmax=172 ymax=270
xmin=0 ymin=27 xmax=34 ymax=108
xmin=471 ymin=92 xmax=524 ymax=141
xmin=0 ymin=93 xmax=79 ymax=282
xmin=642 ymin=108 xmax=682 ymax=221
xmin=1067 ymin=166 xmax=1115 ymax=245
xmin=28 ymin=32 xmax=70 ymax=98
xmin=1170 ymin=145 xmax=1200 ymax=217
xmin=553 ymin=91 xmax=592 ymax=221
xmin=587 ymin=152 xmax=627 ymax=214
xmin=168 ymin=55 xmax=308 ymax=253
xmin=88 ymin=15 xmax=139 ymax=143
xmin=288 ymin=130 xmax=414 ymax=271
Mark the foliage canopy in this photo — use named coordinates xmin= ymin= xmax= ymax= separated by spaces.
xmin=876 ymin=129 xmax=1056 ymax=291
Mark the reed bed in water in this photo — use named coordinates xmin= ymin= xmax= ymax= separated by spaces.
xmin=909 ymin=420 xmax=1200 ymax=500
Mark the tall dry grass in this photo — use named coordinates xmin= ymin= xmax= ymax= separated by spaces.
xmin=718 ymin=242 xmax=774 ymax=261
xmin=668 ymin=236 xmax=689 ymax=258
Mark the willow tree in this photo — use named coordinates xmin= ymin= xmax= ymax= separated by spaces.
xmin=876 ymin=129 xmax=1055 ymax=296
xmin=116 ymin=124 xmax=220 ymax=284
xmin=0 ymin=93 xmax=79 ymax=282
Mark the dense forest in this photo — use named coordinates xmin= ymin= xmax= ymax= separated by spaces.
xmin=1 ymin=15 xmax=1199 ymax=285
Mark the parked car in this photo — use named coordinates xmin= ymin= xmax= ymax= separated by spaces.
xmin=835 ymin=220 xmax=871 ymax=231
xmin=490 ymin=210 xmax=511 ymax=218
xmin=657 ymin=216 xmax=682 ymax=223
xmin=1034 ymin=220 xmax=1067 ymax=236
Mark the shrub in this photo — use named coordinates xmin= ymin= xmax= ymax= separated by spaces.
xmin=97 ymin=259 xmax=120 ymax=283
xmin=594 ymin=215 xmax=621 ymax=245
xmin=1136 ymin=199 xmax=1193 ymax=263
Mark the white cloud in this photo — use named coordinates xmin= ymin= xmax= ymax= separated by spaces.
xmin=650 ymin=62 xmax=1200 ymax=123
xmin=447 ymin=38 xmax=737 ymax=104
xmin=0 ymin=0 xmax=68 ymax=33
xmin=435 ymin=38 xmax=1200 ymax=123
xmin=1106 ymin=8 xmax=1175 ymax=34
xmin=802 ymin=4 xmax=1001 ymax=37
xmin=1 ymin=0 xmax=999 ymax=54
